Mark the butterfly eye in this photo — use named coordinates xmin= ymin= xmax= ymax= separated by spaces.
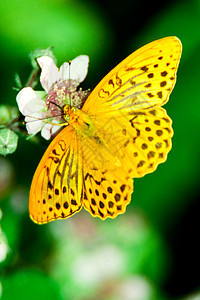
xmin=63 ymin=105 xmax=71 ymax=114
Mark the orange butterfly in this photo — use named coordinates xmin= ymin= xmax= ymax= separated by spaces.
xmin=27 ymin=37 xmax=181 ymax=224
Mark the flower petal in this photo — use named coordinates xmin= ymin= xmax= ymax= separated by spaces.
xmin=23 ymin=99 xmax=46 ymax=116
xmin=25 ymin=115 xmax=44 ymax=135
xmin=58 ymin=62 xmax=70 ymax=82
xmin=59 ymin=55 xmax=89 ymax=83
xmin=41 ymin=121 xmax=61 ymax=140
xmin=37 ymin=56 xmax=59 ymax=92
xmin=16 ymin=87 xmax=44 ymax=115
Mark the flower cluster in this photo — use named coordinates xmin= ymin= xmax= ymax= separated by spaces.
xmin=16 ymin=55 xmax=90 ymax=140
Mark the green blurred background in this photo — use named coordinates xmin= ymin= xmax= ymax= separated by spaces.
xmin=0 ymin=0 xmax=200 ymax=299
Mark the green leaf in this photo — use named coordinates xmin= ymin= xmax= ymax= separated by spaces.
xmin=0 ymin=106 xmax=12 ymax=125
xmin=0 ymin=128 xmax=18 ymax=155
xmin=14 ymin=72 xmax=23 ymax=90
xmin=0 ymin=105 xmax=19 ymax=127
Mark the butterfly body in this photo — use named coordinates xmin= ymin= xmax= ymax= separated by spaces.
xmin=29 ymin=37 xmax=182 ymax=224
xmin=64 ymin=105 xmax=96 ymax=139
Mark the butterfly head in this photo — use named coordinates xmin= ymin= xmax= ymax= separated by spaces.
xmin=63 ymin=105 xmax=78 ymax=122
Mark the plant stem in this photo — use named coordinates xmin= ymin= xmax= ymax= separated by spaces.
xmin=26 ymin=68 xmax=40 ymax=88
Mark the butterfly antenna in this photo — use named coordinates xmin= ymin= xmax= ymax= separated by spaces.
xmin=68 ymin=60 xmax=72 ymax=106
xmin=25 ymin=114 xmax=65 ymax=123
xmin=49 ymin=101 xmax=63 ymax=112
xmin=25 ymin=102 xmax=66 ymax=124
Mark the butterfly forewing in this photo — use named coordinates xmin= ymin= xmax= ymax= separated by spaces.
xmin=29 ymin=126 xmax=83 ymax=224
xmin=82 ymin=37 xmax=182 ymax=114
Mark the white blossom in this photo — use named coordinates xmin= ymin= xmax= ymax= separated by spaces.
xmin=16 ymin=55 xmax=89 ymax=140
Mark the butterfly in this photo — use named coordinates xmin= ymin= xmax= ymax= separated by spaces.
xmin=29 ymin=36 xmax=182 ymax=224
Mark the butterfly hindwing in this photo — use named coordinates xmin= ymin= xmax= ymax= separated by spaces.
xmin=82 ymin=166 xmax=133 ymax=219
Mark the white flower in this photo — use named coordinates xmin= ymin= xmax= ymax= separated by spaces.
xmin=0 ymin=209 xmax=8 ymax=263
xmin=16 ymin=55 xmax=89 ymax=140
xmin=0 ymin=240 xmax=8 ymax=262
